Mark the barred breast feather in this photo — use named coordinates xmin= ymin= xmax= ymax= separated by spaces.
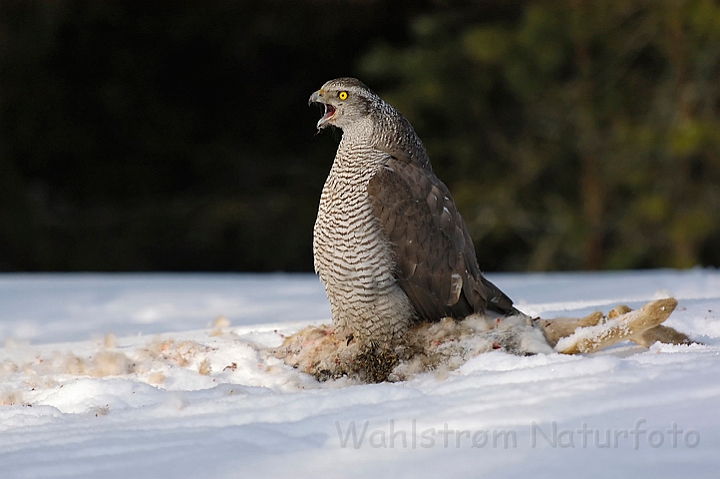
xmin=313 ymin=122 xmax=415 ymax=345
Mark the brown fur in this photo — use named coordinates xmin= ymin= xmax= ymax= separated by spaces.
xmin=545 ymin=298 xmax=679 ymax=354
xmin=536 ymin=311 xmax=604 ymax=348
xmin=632 ymin=325 xmax=693 ymax=347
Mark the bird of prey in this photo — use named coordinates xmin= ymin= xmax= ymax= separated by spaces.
xmin=301 ymin=77 xmax=688 ymax=382
xmin=309 ymin=78 xmax=517 ymax=343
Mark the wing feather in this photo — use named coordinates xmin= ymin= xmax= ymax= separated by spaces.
xmin=367 ymin=150 xmax=517 ymax=322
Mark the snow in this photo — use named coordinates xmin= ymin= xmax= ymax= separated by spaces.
xmin=0 ymin=269 xmax=718 ymax=478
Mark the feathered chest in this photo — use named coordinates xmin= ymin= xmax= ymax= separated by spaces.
xmin=312 ymin=142 xmax=393 ymax=283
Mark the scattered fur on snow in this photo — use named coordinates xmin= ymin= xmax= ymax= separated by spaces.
xmin=0 ymin=334 xmax=218 ymax=406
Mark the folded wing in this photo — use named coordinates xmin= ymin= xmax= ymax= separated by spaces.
xmin=367 ymin=149 xmax=517 ymax=321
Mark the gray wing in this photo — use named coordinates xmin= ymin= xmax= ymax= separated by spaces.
xmin=367 ymin=151 xmax=518 ymax=322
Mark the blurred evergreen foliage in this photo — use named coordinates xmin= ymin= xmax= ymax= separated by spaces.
xmin=361 ymin=0 xmax=720 ymax=270
xmin=1 ymin=0 xmax=719 ymax=271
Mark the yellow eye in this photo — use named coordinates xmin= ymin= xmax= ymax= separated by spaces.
xmin=338 ymin=91 xmax=348 ymax=100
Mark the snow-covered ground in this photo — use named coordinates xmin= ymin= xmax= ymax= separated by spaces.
xmin=0 ymin=270 xmax=718 ymax=479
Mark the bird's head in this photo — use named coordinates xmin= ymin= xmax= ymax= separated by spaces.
xmin=309 ymin=77 xmax=378 ymax=130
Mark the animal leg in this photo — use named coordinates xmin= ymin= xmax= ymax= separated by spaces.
xmin=535 ymin=298 xmax=680 ymax=354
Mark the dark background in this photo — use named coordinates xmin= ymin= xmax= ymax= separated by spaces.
xmin=2 ymin=0 xmax=719 ymax=272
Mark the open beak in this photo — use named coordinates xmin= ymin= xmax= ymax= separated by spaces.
xmin=309 ymin=91 xmax=336 ymax=129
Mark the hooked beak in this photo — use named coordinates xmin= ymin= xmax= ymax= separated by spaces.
xmin=309 ymin=90 xmax=336 ymax=129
